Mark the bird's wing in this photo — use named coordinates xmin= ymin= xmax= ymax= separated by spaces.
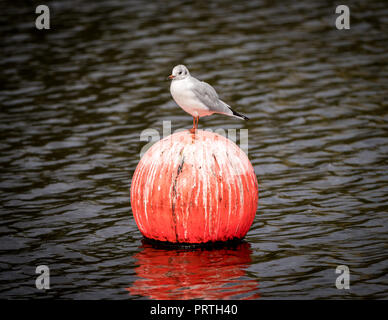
xmin=191 ymin=78 xmax=230 ymax=114
xmin=190 ymin=77 xmax=247 ymax=120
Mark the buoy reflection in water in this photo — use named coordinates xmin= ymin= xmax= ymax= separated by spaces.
xmin=126 ymin=241 xmax=260 ymax=300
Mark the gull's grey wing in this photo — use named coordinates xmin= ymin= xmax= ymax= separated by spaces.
xmin=191 ymin=78 xmax=230 ymax=114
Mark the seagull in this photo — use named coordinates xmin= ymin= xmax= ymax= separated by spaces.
xmin=168 ymin=65 xmax=249 ymax=133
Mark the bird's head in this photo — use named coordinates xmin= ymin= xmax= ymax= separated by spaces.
xmin=168 ymin=65 xmax=190 ymax=80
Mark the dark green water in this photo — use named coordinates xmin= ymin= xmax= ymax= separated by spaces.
xmin=0 ymin=0 xmax=387 ymax=299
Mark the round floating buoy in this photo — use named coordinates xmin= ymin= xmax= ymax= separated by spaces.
xmin=130 ymin=129 xmax=258 ymax=244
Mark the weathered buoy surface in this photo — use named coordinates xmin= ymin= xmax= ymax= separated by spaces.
xmin=130 ymin=129 xmax=258 ymax=244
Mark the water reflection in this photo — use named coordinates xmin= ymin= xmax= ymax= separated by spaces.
xmin=127 ymin=241 xmax=260 ymax=300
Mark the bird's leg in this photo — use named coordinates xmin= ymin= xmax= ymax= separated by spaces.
xmin=195 ymin=116 xmax=199 ymax=129
xmin=189 ymin=117 xmax=196 ymax=134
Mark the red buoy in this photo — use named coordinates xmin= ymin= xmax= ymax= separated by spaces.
xmin=130 ymin=129 xmax=258 ymax=244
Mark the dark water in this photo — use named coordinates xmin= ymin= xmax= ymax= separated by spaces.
xmin=1 ymin=0 xmax=387 ymax=299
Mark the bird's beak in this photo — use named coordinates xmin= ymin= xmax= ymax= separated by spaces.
xmin=168 ymin=74 xmax=175 ymax=80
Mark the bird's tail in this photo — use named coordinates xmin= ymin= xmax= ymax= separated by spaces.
xmin=221 ymin=101 xmax=249 ymax=120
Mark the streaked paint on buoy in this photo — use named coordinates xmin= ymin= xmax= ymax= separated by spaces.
xmin=130 ymin=129 xmax=258 ymax=244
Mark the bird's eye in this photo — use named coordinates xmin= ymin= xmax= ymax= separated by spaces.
xmin=179 ymin=71 xmax=182 ymax=75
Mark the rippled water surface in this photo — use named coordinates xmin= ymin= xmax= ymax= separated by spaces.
xmin=1 ymin=0 xmax=388 ymax=299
